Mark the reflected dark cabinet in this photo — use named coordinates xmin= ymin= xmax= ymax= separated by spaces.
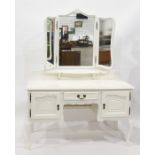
xmin=99 ymin=51 xmax=111 ymax=65
xmin=60 ymin=51 xmax=80 ymax=66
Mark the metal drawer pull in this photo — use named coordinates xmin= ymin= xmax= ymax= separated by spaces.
xmin=77 ymin=94 xmax=87 ymax=99
xmin=83 ymin=94 xmax=86 ymax=98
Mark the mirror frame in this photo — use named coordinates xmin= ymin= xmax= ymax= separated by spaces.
xmin=96 ymin=18 xmax=115 ymax=70
xmin=45 ymin=11 xmax=115 ymax=71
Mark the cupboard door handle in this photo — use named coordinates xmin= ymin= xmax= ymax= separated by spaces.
xmin=103 ymin=104 xmax=106 ymax=109
xmin=129 ymin=107 xmax=131 ymax=115
xmin=57 ymin=104 xmax=60 ymax=110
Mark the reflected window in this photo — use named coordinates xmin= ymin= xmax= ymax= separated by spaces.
xmin=47 ymin=18 xmax=55 ymax=64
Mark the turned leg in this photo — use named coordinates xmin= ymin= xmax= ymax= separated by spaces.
xmin=126 ymin=118 xmax=133 ymax=143
xmin=25 ymin=121 xmax=33 ymax=150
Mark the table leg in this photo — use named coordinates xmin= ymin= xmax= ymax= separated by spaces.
xmin=126 ymin=118 xmax=133 ymax=143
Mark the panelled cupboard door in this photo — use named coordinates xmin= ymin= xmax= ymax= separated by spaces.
xmin=101 ymin=91 xmax=131 ymax=118
xmin=30 ymin=92 xmax=60 ymax=119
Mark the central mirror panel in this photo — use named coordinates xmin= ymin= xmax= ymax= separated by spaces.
xmin=59 ymin=15 xmax=95 ymax=66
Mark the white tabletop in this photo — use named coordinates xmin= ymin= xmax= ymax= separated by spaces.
xmin=27 ymin=71 xmax=134 ymax=91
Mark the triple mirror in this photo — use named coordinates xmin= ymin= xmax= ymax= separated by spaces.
xmin=46 ymin=11 xmax=114 ymax=68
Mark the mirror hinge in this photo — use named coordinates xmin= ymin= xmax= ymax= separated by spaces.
xmin=29 ymin=109 xmax=31 ymax=118
xmin=96 ymin=22 xmax=98 ymax=30
xmin=56 ymin=56 xmax=57 ymax=63
xmin=30 ymin=93 xmax=31 ymax=103
xmin=129 ymin=92 xmax=131 ymax=101
xmin=95 ymin=56 xmax=97 ymax=64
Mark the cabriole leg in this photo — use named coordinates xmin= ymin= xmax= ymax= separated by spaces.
xmin=25 ymin=120 xmax=33 ymax=150
xmin=126 ymin=118 xmax=133 ymax=143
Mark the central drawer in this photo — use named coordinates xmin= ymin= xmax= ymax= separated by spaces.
xmin=64 ymin=91 xmax=99 ymax=101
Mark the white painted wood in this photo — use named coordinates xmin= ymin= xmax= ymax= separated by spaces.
xmin=96 ymin=18 xmax=115 ymax=70
xmin=27 ymin=74 xmax=133 ymax=91
xmin=64 ymin=91 xmax=99 ymax=101
xmin=26 ymin=10 xmax=135 ymax=143
xmin=101 ymin=91 xmax=130 ymax=118
xmin=30 ymin=92 xmax=61 ymax=119
xmin=126 ymin=118 xmax=133 ymax=143
xmin=55 ymin=17 xmax=59 ymax=68
xmin=45 ymin=10 xmax=114 ymax=70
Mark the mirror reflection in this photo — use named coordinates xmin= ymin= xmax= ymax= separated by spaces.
xmin=47 ymin=18 xmax=55 ymax=64
xmin=59 ymin=16 xmax=95 ymax=66
xmin=99 ymin=19 xmax=113 ymax=66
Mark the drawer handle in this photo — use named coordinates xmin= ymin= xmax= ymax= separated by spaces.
xmin=83 ymin=94 xmax=86 ymax=98
xmin=103 ymin=104 xmax=106 ymax=109
xmin=77 ymin=94 xmax=87 ymax=99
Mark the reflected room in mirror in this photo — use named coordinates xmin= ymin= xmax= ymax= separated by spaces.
xmin=46 ymin=18 xmax=55 ymax=64
xmin=99 ymin=19 xmax=113 ymax=66
xmin=59 ymin=16 xmax=95 ymax=66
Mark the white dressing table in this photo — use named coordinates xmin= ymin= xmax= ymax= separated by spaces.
xmin=27 ymin=10 xmax=134 ymax=147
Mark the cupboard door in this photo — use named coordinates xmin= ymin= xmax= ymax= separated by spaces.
xmin=30 ymin=92 xmax=60 ymax=119
xmin=102 ymin=91 xmax=131 ymax=118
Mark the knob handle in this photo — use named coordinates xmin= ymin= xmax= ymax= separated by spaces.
xmin=77 ymin=94 xmax=80 ymax=98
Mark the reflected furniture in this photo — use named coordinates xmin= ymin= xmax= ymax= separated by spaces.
xmin=99 ymin=51 xmax=111 ymax=65
xmin=27 ymin=10 xmax=134 ymax=148
xmin=60 ymin=51 xmax=80 ymax=66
